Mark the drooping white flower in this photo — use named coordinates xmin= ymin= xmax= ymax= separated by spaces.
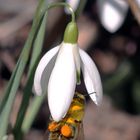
xmin=33 ymin=22 xmax=103 ymax=122
xmin=98 ymin=0 xmax=128 ymax=33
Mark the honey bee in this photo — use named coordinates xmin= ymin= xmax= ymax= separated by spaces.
xmin=47 ymin=92 xmax=85 ymax=140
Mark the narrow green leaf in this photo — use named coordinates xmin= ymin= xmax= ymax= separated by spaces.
xmin=22 ymin=12 xmax=48 ymax=131
xmin=0 ymin=59 xmax=26 ymax=139
xmin=0 ymin=0 xmax=47 ymax=139
xmin=0 ymin=0 xmax=47 ymax=113
xmin=14 ymin=12 xmax=48 ymax=136
xmin=28 ymin=13 xmax=48 ymax=77
xmin=0 ymin=59 xmax=20 ymax=113
xmin=22 ymin=95 xmax=45 ymax=133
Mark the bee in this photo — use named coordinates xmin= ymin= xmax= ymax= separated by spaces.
xmin=47 ymin=92 xmax=85 ymax=140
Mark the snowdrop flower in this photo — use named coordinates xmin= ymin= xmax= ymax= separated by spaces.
xmin=65 ymin=0 xmax=80 ymax=14
xmin=34 ymin=22 xmax=102 ymax=121
xmin=135 ymin=0 xmax=140 ymax=7
xmin=98 ymin=0 xmax=128 ymax=33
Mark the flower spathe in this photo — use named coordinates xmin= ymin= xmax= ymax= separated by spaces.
xmin=34 ymin=22 xmax=102 ymax=122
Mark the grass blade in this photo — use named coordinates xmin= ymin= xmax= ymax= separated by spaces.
xmin=0 ymin=0 xmax=47 ymax=139
xmin=13 ymin=12 xmax=48 ymax=137
xmin=0 ymin=59 xmax=20 ymax=113
xmin=22 ymin=95 xmax=45 ymax=133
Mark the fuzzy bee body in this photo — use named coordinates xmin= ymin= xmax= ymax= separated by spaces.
xmin=48 ymin=92 xmax=85 ymax=140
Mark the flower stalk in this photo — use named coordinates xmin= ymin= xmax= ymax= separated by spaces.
xmin=47 ymin=2 xmax=75 ymax=22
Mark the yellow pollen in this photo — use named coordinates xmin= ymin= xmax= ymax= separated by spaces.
xmin=61 ymin=124 xmax=72 ymax=137
xmin=66 ymin=118 xmax=75 ymax=124
xmin=48 ymin=122 xmax=59 ymax=132
xmin=71 ymin=105 xmax=82 ymax=111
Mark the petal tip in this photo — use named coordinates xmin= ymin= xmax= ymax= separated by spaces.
xmin=51 ymin=113 xmax=63 ymax=122
xmin=79 ymin=49 xmax=103 ymax=105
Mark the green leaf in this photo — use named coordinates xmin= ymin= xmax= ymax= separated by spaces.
xmin=0 ymin=59 xmax=20 ymax=113
xmin=0 ymin=0 xmax=47 ymax=139
xmin=22 ymin=95 xmax=45 ymax=133
xmin=0 ymin=58 xmax=27 ymax=139
xmin=14 ymin=11 xmax=48 ymax=136
xmin=28 ymin=13 xmax=48 ymax=77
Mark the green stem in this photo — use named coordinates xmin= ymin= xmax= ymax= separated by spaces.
xmin=47 ymin=2 xmax=75 ymax=22
xmin=76 ymin=0 xmax=86 ymax=17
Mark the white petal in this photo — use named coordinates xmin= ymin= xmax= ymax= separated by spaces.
xmin=98 ymin=0 xmax=128 ymax=33
xmin=65 ymin=0 xmax=80 ymax=14
xmin=79 ymin=49 xmax=103 ymax=105
xmin=33 ymin=47 xmax=59 ymax=95
xmin=73 ymin=44 xmax=81 ymax=84
xmin=48 ymin=43 xmax=76 ymax=121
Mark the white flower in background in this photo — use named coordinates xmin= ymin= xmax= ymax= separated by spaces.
xmin=34 ymin=22 xmax=102 ymax=122
xmin=65 ymin=0 xmax=80 ymax=14
xmin=135 ymin=0 xmax=140 ymax=6
xmin=98 ymin=0 xmax=128 ymax=33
